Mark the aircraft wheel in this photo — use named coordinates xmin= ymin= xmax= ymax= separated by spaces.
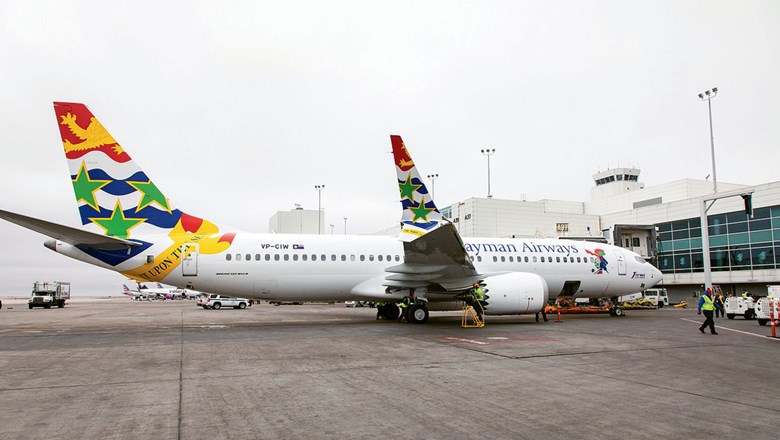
xmin=407 ymin=304 xmax=429 ymax=324
xmin=613 ymin=307 xmax=624 ymax=317
xmin=383 ymin=304 xmax=400 ymax=320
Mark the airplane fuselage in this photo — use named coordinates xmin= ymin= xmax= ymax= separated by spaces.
xmin=50 ymin=233 xmax=661 ymax=304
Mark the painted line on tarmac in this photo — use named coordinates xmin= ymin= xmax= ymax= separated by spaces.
xmin=681 ymin=318 xmax=780 ymax=341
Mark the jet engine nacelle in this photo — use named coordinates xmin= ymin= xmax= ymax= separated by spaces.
xmin=483 ymin=272 xmax=549 ymax=315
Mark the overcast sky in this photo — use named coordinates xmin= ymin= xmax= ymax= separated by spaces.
xmin=1 ymin=0 xmax=778 ymax=296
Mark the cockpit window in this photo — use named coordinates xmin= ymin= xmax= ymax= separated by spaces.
xmin=634 ymin=256 xmax=646 ymax=264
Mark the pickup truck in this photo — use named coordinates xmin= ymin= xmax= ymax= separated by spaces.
xmin=201 ymin=294 xmax=250 ymax=310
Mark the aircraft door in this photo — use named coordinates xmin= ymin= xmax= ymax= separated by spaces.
xmin=182 ymin=243 xmax=198 ymax=276
xmin=617 ymin=251 xmax=626 ymax=276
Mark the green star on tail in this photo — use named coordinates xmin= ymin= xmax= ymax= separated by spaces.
xmin=127 ymin=180 xmax=170 ymax=212
xmin=72 ymin=161 xmax=110 ymax=210
xmin=409 ymin=197 xmax=435 ymax=223
xmin=398 ymin=174 xmax=422 ymax=202
xmin=90 ymin=201 xmax=145 ymax=238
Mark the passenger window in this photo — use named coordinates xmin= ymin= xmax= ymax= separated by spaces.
xmin=341 ymin=255 xmax=346 ymax=261
xmin=541 ymin=256 xmax=545 ymax=262
xmin=469 ymin=256 xmax=474 ymax=262
xmin=369 ymin=255 xmax=374 ymax=261
xmin=274 ymin=254 xmax=280 ymax=261
xmin=525 ymin=256 xmax=529 ymax=263
xmin=395 ymin=255 xmax=400 ymax=261
xmin=265 ymin=254 xmax=271 ymax=261
xmin=331 ymin=254 xmax=336 ymax=261
xmin=378 ymin=255 xmax=383 ymax=262
xmin=321 ymin=254 xmax=326 ymax=261
xmin=360 ymin=255 xmax=365 ymax=261
xmin=350 ymin=255 xmax=355 ymax=261
xmin=533 ymin=256 xmax=537 ymax=262
xmin=493 ymin=256 xmax=497 ymax=262
xmin=477 ymin=256 xmax=482 ymax=262
xmin=284 ymin=254 xmax=290 ymax=261
xmin=293 ymin=254 xmax=299 ymax=261
xmin=236 ymin=254 xmax=242 ymax=261
xmin=226 ymin=254 xmax=232 ymax=261
xmin=246 ymin=254 xmax=251 ymax=261
xmin=302 ymin=254 xmax=308 ymax=261
xmin=563 ymin=257 xmax=567 ymax=262
xmin=556 ymin=257 xmax=560 ymax=263
xmin=509 ymin=256 xmax=514 ymax=262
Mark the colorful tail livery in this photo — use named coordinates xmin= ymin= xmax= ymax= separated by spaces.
xmin=0 ymin=103 xmax=235 ymax=282
xmin=390 ymin=135 xmax=444 ymax=242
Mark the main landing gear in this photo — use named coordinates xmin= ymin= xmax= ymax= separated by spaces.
xmin=376 ymin=302 xmax=429 ymax=323
xmin=406 ymin=304 xmax=429 ymax=324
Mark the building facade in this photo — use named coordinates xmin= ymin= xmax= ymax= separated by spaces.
xmin=442 ymin=169 xmax=780 ymax=300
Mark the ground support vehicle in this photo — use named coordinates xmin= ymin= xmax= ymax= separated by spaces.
xmin=754 ymin=297 xmax=780 ymax=326
xmin=642 ymin=288 xmax=669 ymax=307
xmin=725 ymin=296 xmax=755 ymax=320
xmin=28 ymin=281 xmax=70 ymax=309
xmin=202 ymin=294 xmax=250 ymax=310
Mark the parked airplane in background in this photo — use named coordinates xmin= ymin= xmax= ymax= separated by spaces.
xmin=0 ymin=102 xmax=662 ymax=323
xmin=122 ymin=283 xmax=158 ymax=301
xmin=123 ymin=282 xmax=198 ymax=300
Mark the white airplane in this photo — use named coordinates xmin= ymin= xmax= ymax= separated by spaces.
xmin=0 ymin=102 xmax=662 ymax=323
xmin=122 ymin=283 xmax=159 ymax=301
xmin=124 ymin=282 xmax=196 ymax=300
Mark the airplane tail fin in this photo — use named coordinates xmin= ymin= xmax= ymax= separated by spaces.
xmin=51 ymin=102 xmax=235 ymax=275
xmin=54 ymin=102 xmax=185 ymax=238
xmin=390 ymin=135 xmax=445 ymax=242
xmin=122 ymin=284 xmax=132 ymax=295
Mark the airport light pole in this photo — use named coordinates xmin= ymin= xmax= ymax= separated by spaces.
xmin=698 ymin=87 xmax=719 ymax=193
xmin=427 ymin=173 xmax=439 ymax=200
xmin=481 ymin=148 xmax=496 ymax=198
xmin=315 ymin=185 xmax=325 ymax=234
xmin=343 ymin=217 xmax=347 ymax=234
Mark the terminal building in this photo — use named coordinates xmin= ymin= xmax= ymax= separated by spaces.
xmin=441 ymin=168 xmax=780 ymax=301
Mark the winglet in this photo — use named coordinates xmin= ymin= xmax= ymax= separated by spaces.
xmin=390 ymin=135 xmax=445 ymax=242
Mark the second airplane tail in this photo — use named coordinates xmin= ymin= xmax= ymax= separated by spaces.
xmin=390 ymin=135 xmax=445 ymax=242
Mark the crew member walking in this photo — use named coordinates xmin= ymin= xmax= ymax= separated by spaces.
xmin=698 ymin=288 xmax=719 ymax=335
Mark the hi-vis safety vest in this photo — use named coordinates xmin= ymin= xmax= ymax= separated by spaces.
xmin=473 ymin=287 xmax=485 ymax=301
xmin=701 ymin=295 xmax=715 ymax=311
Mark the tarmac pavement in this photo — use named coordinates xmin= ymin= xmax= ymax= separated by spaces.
xmin=0 ymin=297 xmax=778 ymax=440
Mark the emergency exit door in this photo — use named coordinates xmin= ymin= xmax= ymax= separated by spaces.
xmin=182 ymin=243 xmax=198 ymax=276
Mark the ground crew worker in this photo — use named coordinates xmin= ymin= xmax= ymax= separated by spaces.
xmin=698 ymin=288 xmax=718 ymax=335
xmin=742 ymin=290 xmax=749 ymax=298
xmin=714 ymin=293 xmax=725 ymax=318
xmin=471 ymin=283 xmax=486 ymax=320
xmin=398 ymin=296 xmax=411 ymax=321
xmin=375 ymin=301 xmax=385 ymax=320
